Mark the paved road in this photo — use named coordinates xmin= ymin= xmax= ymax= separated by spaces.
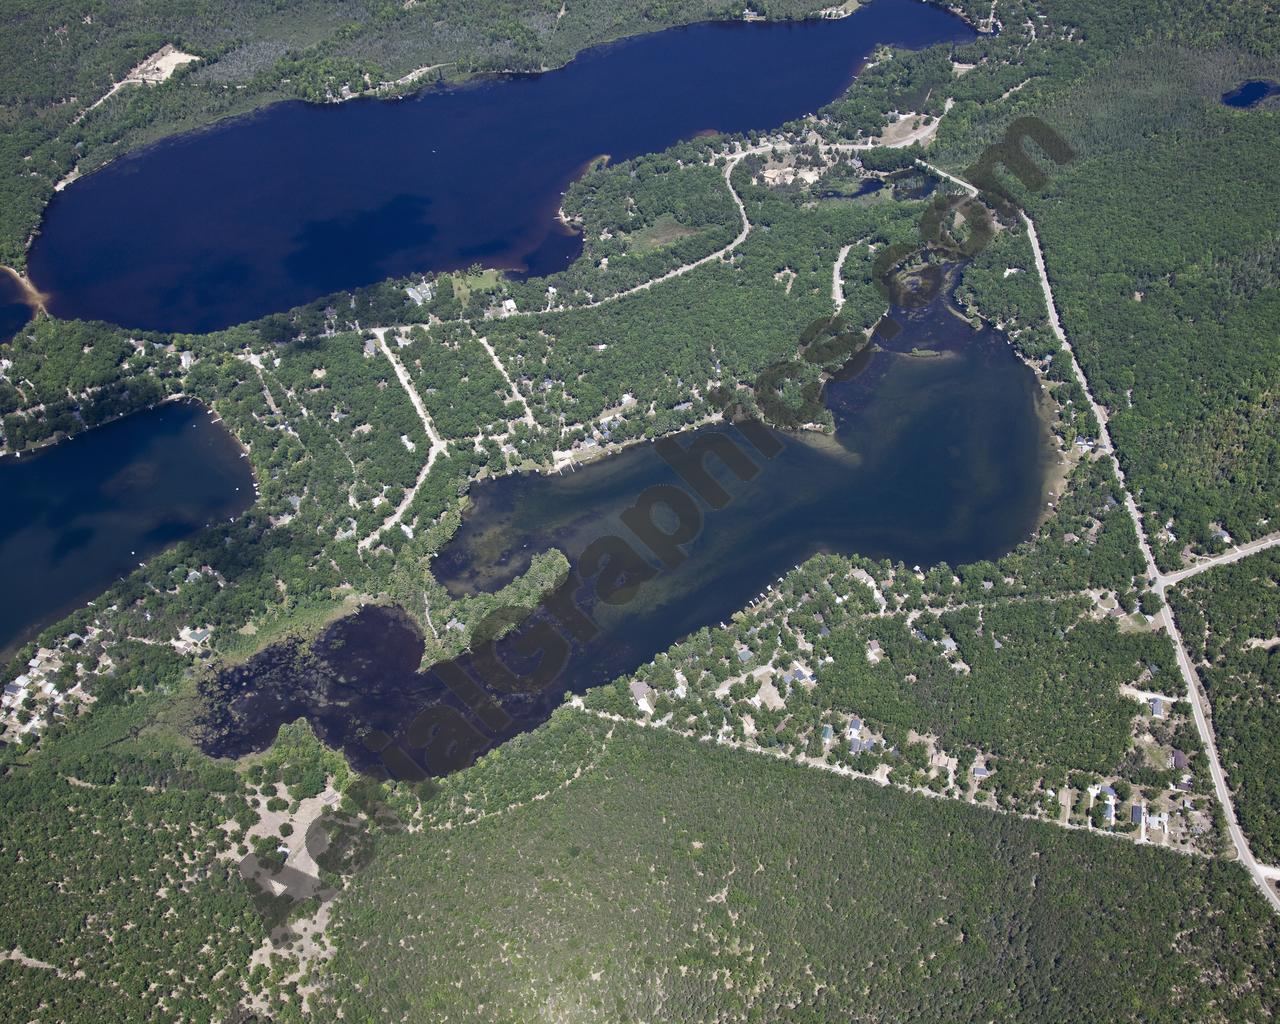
xmin=1158 ymin=602 xmax=1280 ymax=911
xmin=1156 ymin=531 xmax=1280 ymax=590
xmin=916 ymin=158 xmax=1280 ymax=912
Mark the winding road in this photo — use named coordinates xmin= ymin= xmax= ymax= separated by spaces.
xmin=497 ymin=123 xmax=939 ymax=321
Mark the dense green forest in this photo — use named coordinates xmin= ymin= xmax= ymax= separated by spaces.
xmin=4 ymin=0 xmax=1280 ymax=1016
xmin=925 ymin=2 xmax=1280 ymax=564
xmin=0 ymin=316 xmax=179 ymax=448
xmin=319 ymin=713 xmax=1280 ymax=1022
xmin=0 ymin=691 xmax=266 ymax=1022
xmin=1170 ymin=550 xmax=1280 ymax=862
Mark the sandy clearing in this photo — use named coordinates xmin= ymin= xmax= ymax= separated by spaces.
xmin=78 ymin=45 xmax=200 ymax=121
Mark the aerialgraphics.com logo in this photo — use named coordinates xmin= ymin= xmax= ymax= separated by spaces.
xmin=238 ymin=115 xmax=1075 ymax=927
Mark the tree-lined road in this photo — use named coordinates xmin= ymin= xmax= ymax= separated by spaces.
xmin=983 ymin=165 xmax=1280 ymax=913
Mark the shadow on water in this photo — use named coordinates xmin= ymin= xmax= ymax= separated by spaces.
xmin=28 ymin=0 xmax=975 ymax=332
xmin=199 ymin=287 xmax=1052 ymax=778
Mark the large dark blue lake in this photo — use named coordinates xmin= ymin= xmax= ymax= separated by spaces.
xmin=0 ymin=401 xmax=254 ymax=658
xmin=28 ymin=0 xmax=974 ymax=333
xmin=199 ymin=287 xmax=1053 ymax=777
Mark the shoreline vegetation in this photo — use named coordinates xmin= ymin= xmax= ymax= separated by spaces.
xmin=4 ymin=0 xmax=988 ymax=273
xmin=5 ymin=0 xmax=1280 ymax=1014
xmin=0 ymin=68 xmax=1096 ymax=718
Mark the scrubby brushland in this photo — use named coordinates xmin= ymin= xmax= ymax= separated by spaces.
xmin=317 ymin=714 xmax=1280 ymax=1024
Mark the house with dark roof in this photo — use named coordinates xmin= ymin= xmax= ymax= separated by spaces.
xmin=629 ymin=679 xmax=655 ymax=714
xmin=1131 ymin=804 xmax=1144 ymax=825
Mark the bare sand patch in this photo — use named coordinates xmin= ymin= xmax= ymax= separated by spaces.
xmin=0 ymin=265 xmax=47 ymax=311
xmin=78 ymin=45 xmax=201 ymax=121
xmin=874 ymin=109 xmax=946 ymax=148
xmin=754 ymin=678 xmax=786 ymax=711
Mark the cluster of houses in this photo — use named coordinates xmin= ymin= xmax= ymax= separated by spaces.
xmin=1086 ymin=781 xmax=1179 ymax=837
xmin=844 ymin=716 xmax=884 ymax=755
xmin=1 ymin=645 xmax=85 ymax=742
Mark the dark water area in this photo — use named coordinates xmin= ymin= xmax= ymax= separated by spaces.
xmin=0 ymin=273 xmax=33 ymax=344
xmin=28 ymin=0 xmax=974 ymax=333
xmin=0 ymin=401 xmax=254 ymax=658
xmin=1222 ymin=79 xmax=1280 ymax=108
xmin=818 ymin=177 xmax=885 ymax=201
xmin=889 ymin=168 xmax=938 ymax=200
xmin=200 ymin=290 xmax=1051 ymax=778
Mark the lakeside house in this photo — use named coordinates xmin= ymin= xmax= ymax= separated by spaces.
xmin=629 ymin=680 xmax=655 ymax=714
